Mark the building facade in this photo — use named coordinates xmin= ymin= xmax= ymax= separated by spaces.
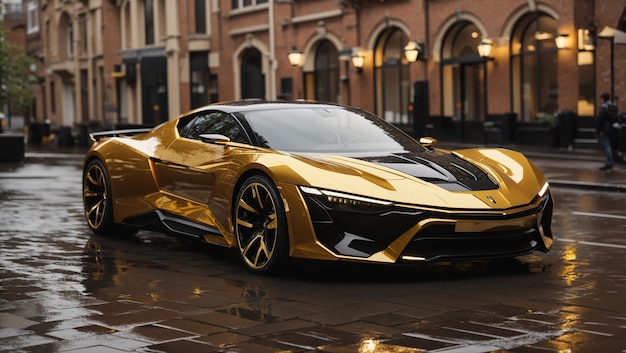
xmin=30 ymin=0 xmax=120 ymax=136
xmin=29 ymin=0 xmax=626 ymax=145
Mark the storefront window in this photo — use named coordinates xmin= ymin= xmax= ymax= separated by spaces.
xmin=374 ymin=28 xmax=410 ymax=124
xmin=577 ymin=28 xmax=596 ymax=116
xmin=440 ymin=21 xmax=486 ymax=126
xmin=510 ymin=13 xmax=558 ymax=121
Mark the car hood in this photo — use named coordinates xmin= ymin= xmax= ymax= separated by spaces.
xmin=287 ymin=148 xmax=545 ymax=209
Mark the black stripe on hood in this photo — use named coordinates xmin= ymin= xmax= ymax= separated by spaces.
xmin=354 ymin=151 xmax=498 ymax=191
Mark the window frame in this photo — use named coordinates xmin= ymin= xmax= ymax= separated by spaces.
xmin=26 ymin=0 xmax=39 ymax=35
xmin=195 ymin=0 xmax=207 ymax=33
xmin=231 ymin=0 xmax=268 ymax=10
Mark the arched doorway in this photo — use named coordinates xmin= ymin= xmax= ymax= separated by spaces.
xmin=510 ymin=12 xmax=558 ymax=121
xmin=240 ymin=48 xmax=265 ymax=99
xmin=304 ymin=40 xmax=339 ymax=102
xmin=374 ymin=28 xmax=410 ymax=124
xmin=440 ymin=21 xmax=486 ymax=142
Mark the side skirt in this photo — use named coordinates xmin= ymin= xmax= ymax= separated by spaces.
xmin=122 ymin=210 xmax=229 ymax=246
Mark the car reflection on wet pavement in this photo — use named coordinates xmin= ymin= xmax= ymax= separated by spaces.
xmin=1 ymin=151 xmax=625 ymax=352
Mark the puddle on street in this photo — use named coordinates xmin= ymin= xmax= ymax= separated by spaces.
xmin=2 ymin=157 xmax=625 ymax=352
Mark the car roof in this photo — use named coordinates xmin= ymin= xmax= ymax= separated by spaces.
xmin=199 ymin=100 xmax=348 ymax=114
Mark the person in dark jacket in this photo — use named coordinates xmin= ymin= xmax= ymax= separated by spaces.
xmin=596 ymin=92 xmax=615 ymax=171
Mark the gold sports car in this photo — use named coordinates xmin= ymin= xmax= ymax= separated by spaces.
xmin=83 ymin=101 xmax=553 ymax=274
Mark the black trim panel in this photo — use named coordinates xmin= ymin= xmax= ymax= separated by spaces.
xmin=122 ymin=210 xmax=222 ymax=239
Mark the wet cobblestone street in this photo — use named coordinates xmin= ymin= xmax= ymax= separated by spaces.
xmin=1 ymin=151 xmax=626 ymax=352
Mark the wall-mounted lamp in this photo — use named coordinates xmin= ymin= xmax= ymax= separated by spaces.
xmin=351 ymin=53 xmax=364 ymax=73
xmin=555 ymin=34 xmax=569 ymax=49
xmin=404 ymin=40 xmax=425 ymax=63
xmin=476 ymin=38 xmax=493 ymax=58
xmin=534 ymin=31 xmax=553 ymax=41
xmin=287 ymin=46 xmax=303 ymax=67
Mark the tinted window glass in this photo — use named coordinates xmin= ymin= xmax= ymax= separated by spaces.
xmin=181 ymin=112 xmax=249 ymax=143
xmin=243 ymin=107 xmax=426 ymax=153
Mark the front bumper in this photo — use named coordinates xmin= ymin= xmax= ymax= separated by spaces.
xmin=300 ymin=188 xmax=554 ymax=263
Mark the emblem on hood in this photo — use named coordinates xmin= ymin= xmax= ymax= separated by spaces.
xmin=486 ymin=196 xmax=497 ymax=204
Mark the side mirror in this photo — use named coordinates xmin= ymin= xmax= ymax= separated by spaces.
xmin=199 ymin=134 xmax=231 ymax=145
xmin=419 ymin=136 xmax=438 ymax=147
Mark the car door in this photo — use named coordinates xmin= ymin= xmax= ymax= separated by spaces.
xmin=154 ymin=111 xmax=251 ymax=224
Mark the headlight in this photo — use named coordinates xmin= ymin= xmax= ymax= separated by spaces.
xmin=299 ymin=186 xmax=393 ymax=210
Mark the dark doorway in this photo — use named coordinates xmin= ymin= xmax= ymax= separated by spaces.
xmin=241 ymin=48 xmax=265 ymax=99
xmin=141 ymin=56 xmax=168 ymax=125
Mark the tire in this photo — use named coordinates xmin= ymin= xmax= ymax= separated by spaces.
xmin=234 ymin=175 xmax=289 ymax=274
xmin=83 ymin=159 xmax=134 ymax=236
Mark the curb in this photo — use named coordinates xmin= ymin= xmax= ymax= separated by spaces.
xmin=548 ymin=179 xmax=626 ymax=192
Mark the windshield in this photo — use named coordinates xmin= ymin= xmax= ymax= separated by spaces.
xmin=241 ymin=106 xmax=427 ymax=154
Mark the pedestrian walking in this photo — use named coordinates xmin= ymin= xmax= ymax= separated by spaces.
xmin=596 ymin=93 xmax=616 ymax=171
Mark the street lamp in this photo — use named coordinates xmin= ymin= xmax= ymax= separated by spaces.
xmin=403 ymin=40 xmax=429 ymax=141
xmin=476 ymin=38 xmax=493 ymax=58
xmin=287 ymin=46 xmax=303 ymax=67
xmin=351 ymin=53 xmax=364 ymax=74
xmin=476 ymin=38 xmax=493 ymax=142
xmin=403 ymin=41 xmax=421 ymax=63
xmin=554 ymin=34 xmax=570 ymax=49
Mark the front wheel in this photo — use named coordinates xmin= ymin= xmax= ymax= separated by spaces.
xmin=234 ymin=175 xmax=289 ymax=274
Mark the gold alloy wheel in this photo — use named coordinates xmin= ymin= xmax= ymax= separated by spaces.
xmin=235 ymin=177 xmax=284 ymax=272
xmin=83 ymin=161 xmax=108 ymax=230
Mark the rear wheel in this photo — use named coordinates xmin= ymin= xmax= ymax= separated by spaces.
xmin=234 ymin=175 xmax=289 ymax=274
xmin=83 ymin=159 xmax=134 ymax=235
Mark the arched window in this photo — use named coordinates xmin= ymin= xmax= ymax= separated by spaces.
xmin=439 ymin=20 xmax=486 ymax=138
xmin=374 ymin=28 xmax=410 ymax=124
xmin=313 ymin=40 xmax=339 ymax=103
xmin=240 ymin=48 xmax=265 ymax=99
xmin=510 ymin=13 xmax=558 ymax=121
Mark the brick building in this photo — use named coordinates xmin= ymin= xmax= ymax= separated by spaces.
xmin=29 ymin=0 xmax=626 ymax=145
xmin=32 ymin=0 xmax=120 ymax=134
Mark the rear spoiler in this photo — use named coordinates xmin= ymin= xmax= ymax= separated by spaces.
xmin=89 ymin=128 xmax=152 ymax=142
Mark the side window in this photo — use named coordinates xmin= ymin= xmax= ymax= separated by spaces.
xmin=177 ymin=114 xmax=196 ymax=135
xmin=180 ymin=111 xmax=249 ymax=144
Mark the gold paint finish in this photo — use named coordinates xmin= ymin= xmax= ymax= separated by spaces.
xmin=83 ymin=102 xmax=553 ymax=269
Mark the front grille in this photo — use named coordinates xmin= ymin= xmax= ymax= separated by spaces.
xmin=400 ymin=194 xmax=554 ymax=262
xmin=400 ymin=227 xmax=543 ymax=262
